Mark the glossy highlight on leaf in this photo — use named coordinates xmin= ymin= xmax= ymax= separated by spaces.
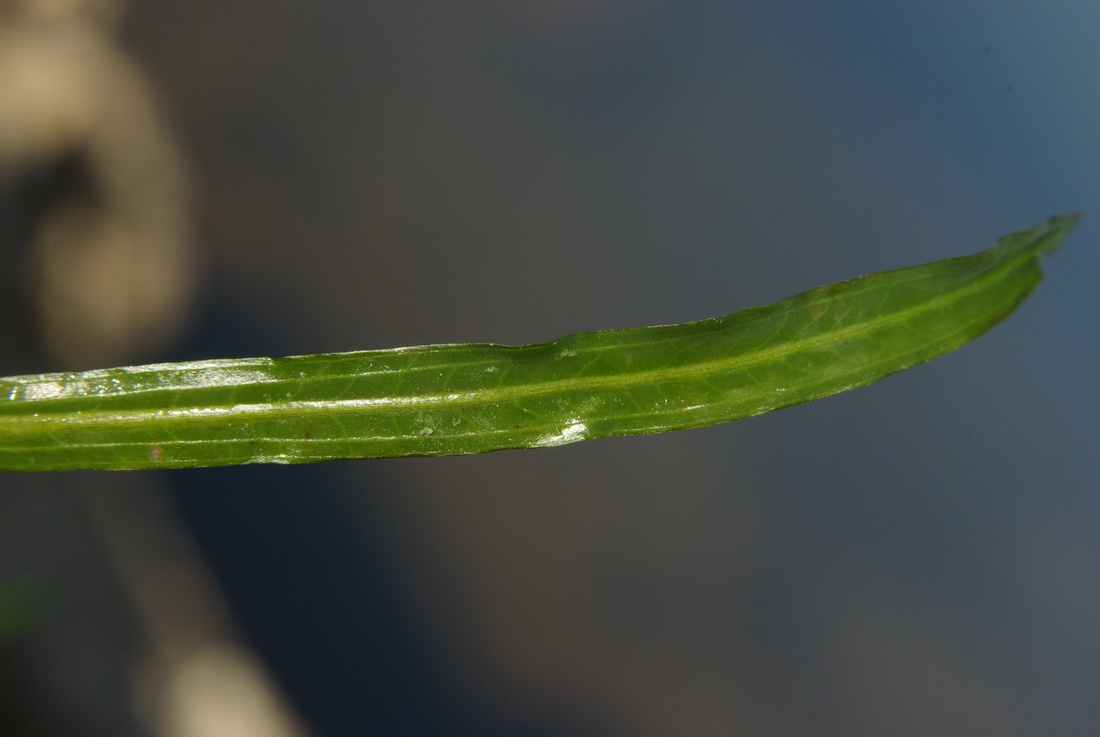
xmin=0 ymin=214 xmax=1080 ymax=471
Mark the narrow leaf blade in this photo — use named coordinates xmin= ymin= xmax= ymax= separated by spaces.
xmin=0 ymin=214 xmax=1080 ymax=471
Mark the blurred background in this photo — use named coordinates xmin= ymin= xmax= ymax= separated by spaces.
xmin=1 ymin=0 xmax=1098 ymax=735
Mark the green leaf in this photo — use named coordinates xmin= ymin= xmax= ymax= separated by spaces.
xmin=0 ymin=214 xmax=1080 ymax=471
